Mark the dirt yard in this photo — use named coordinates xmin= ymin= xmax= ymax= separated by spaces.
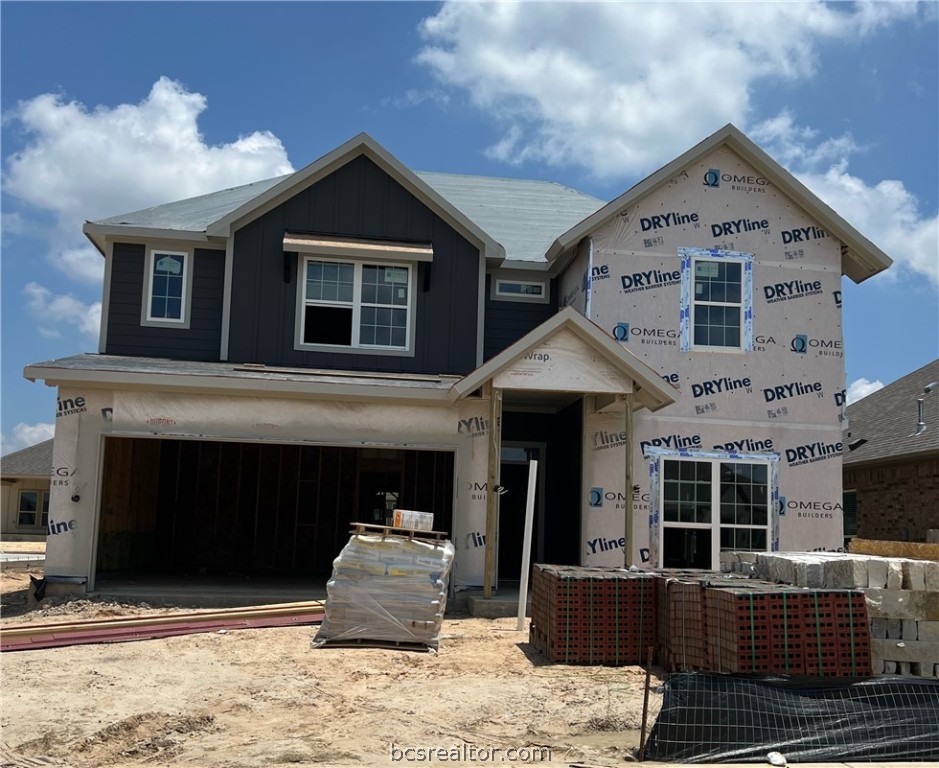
xmin=0 ymin=569 xmax=662 ymax=767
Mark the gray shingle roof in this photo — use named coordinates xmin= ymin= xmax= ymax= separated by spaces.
xmin=89 ymin=170 xmax=604 ymax=265
xmin=843 ymin=359 xmax=939 ymax=466
xmin=1 ymin=438 xmax=53 ymax=477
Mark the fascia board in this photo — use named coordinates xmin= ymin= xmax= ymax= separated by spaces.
xmin=546 ymin=124 xmax=892 ymax=283
xmin=82 ymin=222 xmax=214 ymax=242
xmin=23 ymin=364 xmax=454 ymax=405
xmin=449 ymin=307 xmax=676 ymax=410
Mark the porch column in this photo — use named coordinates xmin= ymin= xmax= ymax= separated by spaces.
xmin=484 ymin=384 xmax=503 ymax=598
xmin=623 ymin=391 xmax=635 ymax=568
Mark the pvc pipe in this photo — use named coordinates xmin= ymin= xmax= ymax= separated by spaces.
xmin=517 ymin=459 xmax=538 ymax=631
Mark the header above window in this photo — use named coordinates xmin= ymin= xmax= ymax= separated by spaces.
xmin=283 ymin=234 xmax=433 ymax=263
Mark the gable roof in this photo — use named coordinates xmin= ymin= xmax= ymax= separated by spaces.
xmin=451 ymin=307 xmax=676 ymax=411
xmin=546 ymin=123 xmax=893 ymax=284
xmin=1 ymin=438 xmax=53 ymax=478
xmin=83 ymin=140 xmax=603 ymax=266
xmin=843 ymin=359 xmax=939 ymax=467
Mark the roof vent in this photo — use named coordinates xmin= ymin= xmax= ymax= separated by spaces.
xmin=911 ymin=381 xmax=938 ymax=437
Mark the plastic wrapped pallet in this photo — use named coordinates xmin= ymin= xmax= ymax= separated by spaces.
xmin=312 ymin=533 xmax=455 ymax=651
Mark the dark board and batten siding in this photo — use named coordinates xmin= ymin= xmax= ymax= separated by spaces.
xmin=105 ymin=243 xmax=224 ymax=360
xmin=227 ymin=155 xmax=481 ymax=375
xmin=483 ymin=275 xmax=558 ymax=361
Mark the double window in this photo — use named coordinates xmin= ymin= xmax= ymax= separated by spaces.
xmin=17 ymin=490 xmax=49 ymax=530
xmin=142 ymin=249 xmax=192 ymax=327
xmin=660 ymin=457 xmax=770 ymax=569
xmin=297 ymin=257 xmax=413 ymax=352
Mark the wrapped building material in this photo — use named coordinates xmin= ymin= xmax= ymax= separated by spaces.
xmin=313 ymin=533 xmax=455 ymax=650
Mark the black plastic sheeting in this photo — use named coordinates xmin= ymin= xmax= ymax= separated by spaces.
xmin=645 ymin=672 xmax=939 ymax=763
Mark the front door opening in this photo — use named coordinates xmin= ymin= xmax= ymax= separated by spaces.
xmin=498 ymin=444 xmax=543 ymax=582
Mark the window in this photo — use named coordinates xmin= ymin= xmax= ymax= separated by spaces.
xmin=843 ymin=489 xmax=858 ymax=541
xmin=492 ymin=278 xmax=548 ymax=303
xmin=17 ymin=490 xmax=49 ymax=530
xmin=693 ymin=259 xmax=742 ymax=348
xmin=660 ymin=457 xmax=770 ymax=569
xmin=142 ymin=249 xmax=192 ymax=327
xmin=297 ymin=257 xmax=413 ymax=352
xmin=679 ymin=248 xmax=752 ymax=352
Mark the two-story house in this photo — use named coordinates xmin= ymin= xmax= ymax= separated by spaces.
xmin=25 ymin=124 xmax=891 ymax=598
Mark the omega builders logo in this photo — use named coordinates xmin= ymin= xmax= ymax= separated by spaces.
xmin=786 ymin=499 xmax=842 ymax=519
xmin=588 ymin=487 xmax=629 ymax=509
xmin=703 ymin=168 xmax=769 ymax=194
xmin=613 ymin=323 xmax=678 ymax=346
xmin=789 ymin=334 xmax=843 ymax=357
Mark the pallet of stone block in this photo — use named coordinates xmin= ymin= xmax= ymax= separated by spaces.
xmin=313 ymin=533 xmax=454 ymax=650
xmin=750 ymin=551 xmax=939 ymax=591
xmin=871 ymin=639 xmax=939 ymax=678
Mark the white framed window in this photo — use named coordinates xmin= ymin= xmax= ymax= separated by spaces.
xmin=296 ymin=257 xmax=415 ymax=354
xmin=679 ymin=248 xmax=752 ymax=352
xmin=142 ymin=249 xmax=193 ymax=328
xmin=492 ymin=277 xmax=548 ymax=303
xmin=660 ymin=457 xmax=771 ymax=569
xmin=17 ymin=490 xmax=49 ymax=530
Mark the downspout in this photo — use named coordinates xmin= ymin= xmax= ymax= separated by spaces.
xmin=623 ymin=392 xmax=634 ymax=568
xmin=585 ymin=237 xmax=594 ymax=318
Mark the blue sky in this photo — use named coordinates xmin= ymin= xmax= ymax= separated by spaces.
xmin=2 ymin=1 xmax=937 ymax=453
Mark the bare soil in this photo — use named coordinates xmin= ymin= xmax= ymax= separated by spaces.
xmin=1 ymin=569 xmax=662 ymax=767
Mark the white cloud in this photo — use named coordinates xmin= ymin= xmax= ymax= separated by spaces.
xmin=24 ymin=282 xmax=101 ymax=340
xmin=847 ymin=377 xmax=885 ymax=404
xmin=417 ymin=4 xmax=935 ymax=285
xmin=3 ymin=76 xmax=295 ymax=335
xmin=754 ymin=112 xmax=939 ymax=285
xmin=417 ymin=2 xmax=915 ymax=178
xmin=4 ymin=77 xmax=294 ymax=225
xmin=1 ymin=422 xmax=54 ymax=456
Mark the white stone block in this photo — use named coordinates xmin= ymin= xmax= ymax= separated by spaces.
xmin=871 ymin=638 xmax=939 ymax=665
xmin=902 ymin=559 xmax=926 ymax=591
xmin=899 ymin=661 xmax=912 ymax=676
xmin=867 ymin=558 xmax=888 ymax=589
xmin=824 ymin=556 xmax=869 ymax=588
xmin=794 ymin=560 xmax=825 ymax=588
xmin=923 ymin=560 xmax=939 ymax=592
xmin=885 ymin=661 xmax=897 ymax=674
xmin=902 ymin=619 xmax=919 ymax=640
xmin=887 ymin=619 xmax=902 ymax=639
xmin=918 ymin=621 xmax=939 ymax=642
xmin=886 ymin=560 xmax=903 ymax=590
xmin=870 ymin=618 xmax=887 ymax=639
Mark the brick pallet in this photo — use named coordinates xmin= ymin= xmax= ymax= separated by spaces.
xmin=705 ymin=585 xmax=871 ymax=676
xmin=530 ymin=564 xmax=655 ymax=665
xmin=654 ymin=572 xmax=710 ymax=672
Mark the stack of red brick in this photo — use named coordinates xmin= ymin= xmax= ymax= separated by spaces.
xmin=531 ymin=565 xmax=872 ymax=675
xmin=530 ymin=565 xmax=655 ymax=665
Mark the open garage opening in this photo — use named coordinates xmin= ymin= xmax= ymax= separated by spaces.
xmin=94 ymin=436 xmax=454 ymax=599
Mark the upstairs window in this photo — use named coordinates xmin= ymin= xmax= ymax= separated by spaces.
xmin=142 ymin=249 xmax=192 ymax=327
xmin=693 ymin=259 xmax=742 ymax=348
xmin=298 ymin=257 xmax=413 ymax=352
xmin=679 ymin=248 xmax=752 ymax=352
xmin=492 ymin=277 xmax=548 ymax=303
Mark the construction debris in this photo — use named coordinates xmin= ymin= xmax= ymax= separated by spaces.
xmin=1 ymin=600 xmax=325 ymax=652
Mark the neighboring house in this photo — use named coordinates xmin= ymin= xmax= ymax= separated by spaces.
xmin=843 ymin=359 xmax=939 ymax=543
xmin=24 ymin=124 xmax=892 ymax=597
xmin=1 ymin=439 xmax=53 ymax=540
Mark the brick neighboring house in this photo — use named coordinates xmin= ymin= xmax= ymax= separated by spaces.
xmin=1 ymin=439 xmax=53 ymax=541
xmin=843 ymin=359 xmax=939 ymax=543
